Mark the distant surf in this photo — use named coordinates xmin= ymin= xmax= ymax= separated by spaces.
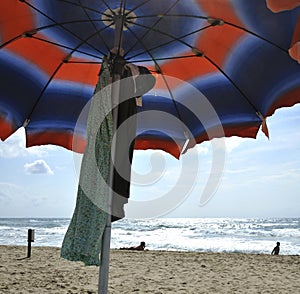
xmin=0 ymin=217 xmax=299 ymax=255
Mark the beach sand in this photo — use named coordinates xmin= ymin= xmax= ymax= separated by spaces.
xmin=0 ymin=245 xmax=299 ymax=293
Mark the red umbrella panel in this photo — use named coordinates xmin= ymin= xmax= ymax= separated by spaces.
xmin=0 ymin=0 xmax=300 ymax=159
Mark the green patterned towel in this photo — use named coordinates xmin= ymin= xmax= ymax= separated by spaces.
xmin=61 ymin=58 xmax=113 ymax=266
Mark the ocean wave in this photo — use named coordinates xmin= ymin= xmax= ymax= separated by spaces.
xmin=1 ymin=217 xmax=299 ymax=255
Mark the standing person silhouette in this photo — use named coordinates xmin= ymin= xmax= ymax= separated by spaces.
xmin=271 ymin=242 xmax=280 ymax=255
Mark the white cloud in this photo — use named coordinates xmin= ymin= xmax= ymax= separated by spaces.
xmin=24 ymin=159 xmax=54 ymax=175
xmin=188 ymin=143 xmax=209 ymax=155
xmin=0 ymin=128 xmax=59 ymax=158
xmin=224 ymin=137 xmax=251 ymax=152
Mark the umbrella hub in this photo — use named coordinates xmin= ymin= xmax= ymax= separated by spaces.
xmin=101 ymin=8 xmax=137 ymax=31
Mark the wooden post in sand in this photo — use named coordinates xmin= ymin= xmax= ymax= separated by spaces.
xmin=27 ymin=229 xmax=35 ymax=258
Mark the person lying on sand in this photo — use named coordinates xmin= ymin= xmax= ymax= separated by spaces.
xmin=120 ymin=241 xmax=146 ymax=251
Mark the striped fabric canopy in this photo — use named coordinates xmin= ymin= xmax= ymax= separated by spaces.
xmin=0 ymin=0 xmax=300 ymax=158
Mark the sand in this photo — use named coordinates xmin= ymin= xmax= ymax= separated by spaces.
xmin=0 ymin=245 xmax=299 ymax=293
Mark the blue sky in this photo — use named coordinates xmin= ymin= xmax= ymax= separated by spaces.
xmin=0 ymin=104 xmax=300 ymax=218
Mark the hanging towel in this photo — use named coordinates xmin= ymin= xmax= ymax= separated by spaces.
xmin=61 ymin=57 xmax=113 ymax=266
xmin=61 ymin=55 xmax=155 ymax=265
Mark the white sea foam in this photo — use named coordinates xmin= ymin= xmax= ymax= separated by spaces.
xmin=0 ymin=218 xmax=299 ymax=255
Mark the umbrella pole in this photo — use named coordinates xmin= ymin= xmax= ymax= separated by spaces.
xmin=98 ymin=14 xmax=124 ymax=294
xmin=98 ymin=72 xmax=121 ymax=294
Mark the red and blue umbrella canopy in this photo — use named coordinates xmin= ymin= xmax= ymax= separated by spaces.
xmin=0 ymin=0 xmax=300 ymax=158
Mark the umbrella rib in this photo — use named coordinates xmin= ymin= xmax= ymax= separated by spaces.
xmin=0 ymin=35 xmax=22 ymax=50
xmin=126 ymin=0 xmax=154 ymax=14
xmin=225 ymin=21 xmax=288 ymax=53
xmin=67 ymin=61 xmax=101 ymax=64
xmin=23 ymin=0 xmax=139 ymax=125
xmin=126 ymin=24 xmax=187 ymax=137
xmin=126 ymin=17 xmax=288 ymax=61
xmin=127 ymin=24 xmax=190 ymax=56
xmin=58 ymin=0 xmax=104 ymax=15
xmin=100 ymin=0 xmax=119 ymax=16
xmin=0 ymin=20 xmax=116 ymax=60
xmin=127 ymin=24 xmax=211 ymax=61
xmin=0 ymin=32 xmax=103 ymax=61
xmin=124 ymin=0 xmax=181 ymax=58
xmin=25 ymin=35 xmax=97 ymax=122
xmin=133 ymin=14 xmax=207 ymax=19
xmin=25 ymin=62 xmax=64 ymax=122
xmin=132 ymin=55 xmax=199 ymax=63
xmin=204 ymin=54 xmax=262 ymax=118
xmin=77 ymin=0 xmax=111 ymax=52
xmin=124 ymin=19 xmax=210 ymax=61
xmin=29 ymin=35 xmax=103 ymax=61
xmin=20 ymin=0 xmax=106 ymax=56
xmin=24 ymin=24 xmax=115 ymax=121
xmin=129 ymin=13 xmax=288 ymax=53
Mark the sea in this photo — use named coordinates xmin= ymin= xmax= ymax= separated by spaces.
xmin=0 ymin=218 xmax=299 ymax=255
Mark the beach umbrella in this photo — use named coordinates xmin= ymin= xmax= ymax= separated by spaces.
xmin=1 ymin=1 xmax=300 ymax=293
xmin=1 ymin=1 xmax=300 ymax=157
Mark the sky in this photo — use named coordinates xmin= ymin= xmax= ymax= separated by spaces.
xmin=0 ymin=104 xmax=300 ymax=219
